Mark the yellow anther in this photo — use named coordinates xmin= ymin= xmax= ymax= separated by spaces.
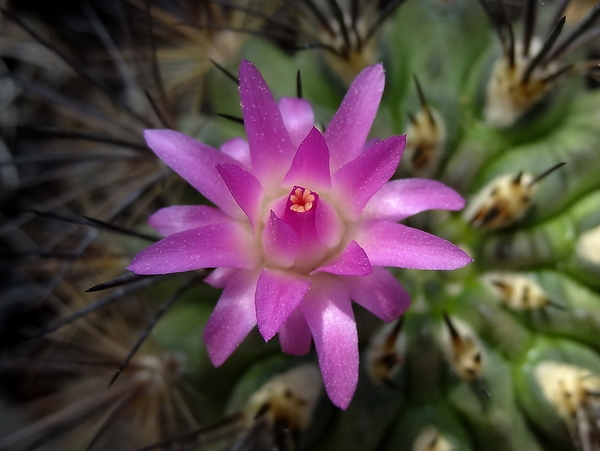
xmin=290 ymin=188 xmax=315 ymax=213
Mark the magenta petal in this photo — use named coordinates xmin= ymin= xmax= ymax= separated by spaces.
xmin=363 ymin=178 xmax=466 ymax=221
xmin=127 ymin=222 xmax=255 ymax=274
xmin=283 ymin=127 xmax=332 ymax=190
xmin=262 ymin=211 xmax=298 ymax=268
xmin=279 ymin=309 xmax=312 ymax=355
xmin=342 ymin=267 xmax=410 ymax=321
xmin=149 ymin=205 xmax=228 ymax=236
xmin=325 ymin=64 xmax=385 ymax=171
xmin=239 ymin=60 xmax=295 ymax=186
xmin=203 ymin=270 xmax=259 ymax=366
xmin=279 ymin=97 xmax=315 ymax=147
xmin=332 ymin=136 xmax=405 ymax=220
xmin=255 ymin=269 xmax=311 ymax=341
xmin=301 ymin=276 xmax=358 ymax=409
xmin=216 ymin=163 xmax=264 ymax=230
xmin=205 ymin=267 xmax=238 ymax=288
xmin=220 ymin=137 xmax=251 ymax=169
xmin=312 ymin=240 xmax=372 ymax=276
xmin=281 ymin=189 xmax=327 ymax=269
xmin=364 ymin=137 xmax=382 ymax=150
xmin=144 ymin=130 xmax=242 ymax=218
xmin=357 ymin=220 xmax=473 ymax=270
xmin=315 ymin=198 xmax=344 ymax=248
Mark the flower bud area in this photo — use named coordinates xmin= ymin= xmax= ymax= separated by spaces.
xmin=261 ymin=185 xmax=350 ymax=276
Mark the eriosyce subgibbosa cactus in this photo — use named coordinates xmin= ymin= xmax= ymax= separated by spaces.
xmin=2 ymin=1 xmax=600 ymax=451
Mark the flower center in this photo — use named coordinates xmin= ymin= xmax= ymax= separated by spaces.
xmin=289 ymin=187 xmax=315 ymax=213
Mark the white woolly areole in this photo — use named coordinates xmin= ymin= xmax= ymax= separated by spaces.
xmin=577 ymin=225 xmax=600 ymax=266
xmin=244 ymin=364 xmax=322 ymax=431
xmin=412 ymin=426 xmax=454 ymax=451
xmin=535 ymin=361 xmax=600 ymax=428
xmin=482 ymin=272 xmax=549 ymax=310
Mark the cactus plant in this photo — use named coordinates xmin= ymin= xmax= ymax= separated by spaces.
xmin=2 ymin=1 xmax=600 ymax=450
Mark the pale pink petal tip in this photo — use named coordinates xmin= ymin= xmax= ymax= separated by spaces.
xmin=359 ymin=221 xmax=473 ymax=271
xmin=279 ymin=97 xmax=315 ymax=147
xmin=326 ymin=63 xmax=385 ymax=170
xmin=363 ymin=178 xmax=466 ymax=222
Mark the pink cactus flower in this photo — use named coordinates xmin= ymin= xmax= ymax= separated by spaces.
xmin=128 ymin=60 xmax=471 ymax=409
